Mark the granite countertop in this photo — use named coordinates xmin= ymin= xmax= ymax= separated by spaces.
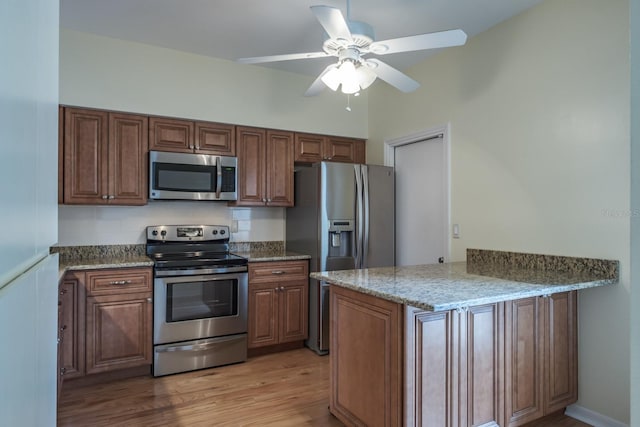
xmin=57 ymin=255 xmax=154 ymax=280
xmin=311 ymin=250 xmax=618 ymax=312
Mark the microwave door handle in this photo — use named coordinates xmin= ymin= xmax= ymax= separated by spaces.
xmin=216 ymin=156 xmax=222 ymax=199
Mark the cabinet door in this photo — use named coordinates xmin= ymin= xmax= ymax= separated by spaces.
xmin=108 ymin=113 xmax=148 ymax=205
xmin=266 ymin=130 xmax=294 ymax=207
xmin=544 ymin=291 xmax=577 ymax=413
xmin=59 ymin=272 xmax=86 ymax=379
xmin=505 ymin=297 xmax=544 ymax=426
xmin=149 ymin=117 xmax=194 ymax=153
xmin=195 ymin=121 xmax=235 ymax=155
xmin=279 ymin=280 xmax=308 ymax=343
xmin=330 ymin=286 xmax=403 ymax=427
xmin=294 ymin=133 xmax=325 ymax=163
xmin=63 ymin=108 xmax=109 ymax=204
xmin=85 ymin=292 xmax=152 ymax=374
xmin=405 ymin=308 xmax=454 ymax=427
xmin=459 ymin=303 xmax=505 ymax=427
xmin=58 ymin=106 xmax=64 ymax=204
xmin=235 ymin=126 xmax=266 ymax=206
xmin=248 ymin=283 xmax=279 ymax=348
xmin=324 ymin=136 xmax=366 ymax=163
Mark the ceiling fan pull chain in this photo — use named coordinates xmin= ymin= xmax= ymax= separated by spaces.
xmin=346 ymin=94 xmax=352 ymax=112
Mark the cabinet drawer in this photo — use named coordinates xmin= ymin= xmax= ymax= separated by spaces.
xmin=249 ymin=261 xmax=308 ymax=283
xmin=86 ymin=268 xmax=152 ymax=296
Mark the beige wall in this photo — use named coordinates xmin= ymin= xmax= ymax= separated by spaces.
xmin=60 ymin=29 xmax=368 ymax=137
xmin=369 ymin=0 xmax=630 ymax=423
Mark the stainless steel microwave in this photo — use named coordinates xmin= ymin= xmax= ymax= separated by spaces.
xmin=149 ymin=151 xmax=238 ymax=201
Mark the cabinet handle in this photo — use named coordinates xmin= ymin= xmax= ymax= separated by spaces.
xmin=109 ymin=280 xmax=131 ymax=285
xmin=60 ymin=367 xmax=66 ymax=376
xmin=101 ymin=195 xmax=109 ymax=200
xmin=271 ymin=270 xmax=285 ymax=275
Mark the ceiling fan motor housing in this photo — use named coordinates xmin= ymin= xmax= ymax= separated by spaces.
xmin=322 ymin=20 xmax=375 ymax=56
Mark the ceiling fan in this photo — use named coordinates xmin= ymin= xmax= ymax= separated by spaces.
xmin=237 ymin=1 xmax=467 ymax=96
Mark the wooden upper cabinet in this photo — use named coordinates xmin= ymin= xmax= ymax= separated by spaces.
xmin=62 ymin=107 xmax=147 ymax=205
xmin=149 ymin=116 xmax=235 ymax=155
xmin=266 ymin=130 xmax=294 ymax=207
xmin=148 ymin=117 xmax=194 ymax=153
xmin=325 ymin=136 xmax=366 ymax=164
xmin=63 ymin=108 xmax=109 ymax=204
xmin=195 ymin=121 xmax=235 ymax=155
xmin=294 ymin=132 xmax=366 ymax=164
xmin=109 ymin=113 xmax=148 ymax=205
xmin=294 ymin=133 xmax=324 ymax=163
xmin=234 ymin=127 xmax=293 ymax=207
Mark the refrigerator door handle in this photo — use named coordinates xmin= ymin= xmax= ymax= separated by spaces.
xmin=362 ymin=165 xmax=370 ymax=268
xmin=354 ymin=164 xmax=364 ymax=269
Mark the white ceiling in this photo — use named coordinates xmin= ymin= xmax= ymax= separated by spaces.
xmin=60 ymin=0 xmax=543 ymax=78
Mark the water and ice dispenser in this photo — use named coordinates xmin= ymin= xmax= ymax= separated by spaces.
xmin=325 ymin=219 xmax=355 ymax=270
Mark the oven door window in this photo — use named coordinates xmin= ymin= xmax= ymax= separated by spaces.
xmin=166 ymin=279 xmax=238 ymax=322
xmin=154 ymin=162 xmax=216 ymax=192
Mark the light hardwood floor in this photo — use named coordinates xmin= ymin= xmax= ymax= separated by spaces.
xmin=58 ymin=348 xmax=590 ymax=427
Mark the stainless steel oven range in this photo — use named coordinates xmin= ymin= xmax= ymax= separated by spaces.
xmin=146 ymin=225 xmax=248 ymax=377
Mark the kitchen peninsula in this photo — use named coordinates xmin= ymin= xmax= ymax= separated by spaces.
xmin=311 ymin=249 xmax=618 ymax=427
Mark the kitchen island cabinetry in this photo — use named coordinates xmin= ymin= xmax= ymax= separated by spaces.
xmin=62 ymin=107 xmax=148 ymax=205
xmin=247 ymin=260 xmax=308 ymax=353
xmin=504 ymin=292 xmax=577 ymax=426
xmin=294 ymin=132 xmax=365 ymax=164
xmin=313 ymin=251 xmax=617 ymax=427
xmin=149 ymin=116 xmax=235 ymax=155
xmin=330 ymin=286 xmax=403 ymax=427
xmin=234 ymin=127 xmax=294 ymax=207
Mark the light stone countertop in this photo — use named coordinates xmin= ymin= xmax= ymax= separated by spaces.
xmin=311 ymin=261 xmax=617 ymax=312
xmin=58 ymin=255 xmax=154 ymax=280
xmin=234 ymin=250 xmax=310 ymax=263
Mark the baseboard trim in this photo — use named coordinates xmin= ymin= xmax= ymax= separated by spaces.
xmin=565 ymin=404 xmax=628 ymax=427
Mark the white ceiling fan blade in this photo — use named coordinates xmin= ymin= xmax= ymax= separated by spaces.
xmin=367 ymin=59 xmax=420 ymax=93
xmin=304 ymin=63 xmax=338 ymax=97
xmin=237 ymin=51 xmax=328 ymax=64
xmin=369 ymin=29 xmax=467 ymax=55
xmin=310 ymin=5 xmax=352 ymax=41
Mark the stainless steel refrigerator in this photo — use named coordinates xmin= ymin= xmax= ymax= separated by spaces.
xmin=286 ymin=162 xmax=395 ymax=355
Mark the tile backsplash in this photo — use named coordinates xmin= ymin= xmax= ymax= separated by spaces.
xmin=58 ymin=203 xmax=285 ymax=246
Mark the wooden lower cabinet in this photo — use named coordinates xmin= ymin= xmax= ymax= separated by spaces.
xmin=248 ymin=261 xmax=309 ymax=350
xmin=85 ymin=292 xmax=152 ymax=374
xmin=58 ymin=267 xmax=153 ymax=384
xmin=58 ymin=272 xmax=86 ymax=382
xmin=505 ymin=292 xmax=578 ymax=426
xmin=334 ymin=288 xmax=578 ymax=427
xmin=330 ymin=286 xmax=403 ymax=427
xmin=405 ymin=303 xmax=504 ymax=427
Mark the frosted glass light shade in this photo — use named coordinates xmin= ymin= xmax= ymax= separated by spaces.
xmin=356 ymin=65 xmax=377 ymax=89
xmin=321 ymin=66 xmax=340 ymax=91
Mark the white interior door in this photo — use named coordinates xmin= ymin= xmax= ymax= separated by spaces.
xmin=394 ymin=135 xmax=447 ymax=266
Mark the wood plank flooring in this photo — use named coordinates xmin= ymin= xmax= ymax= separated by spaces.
xmin=58 ymin=348 xmax=591 ymax=427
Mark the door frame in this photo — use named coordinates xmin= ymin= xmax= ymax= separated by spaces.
xmin=383 ymin=123 xmax=452 ymax=262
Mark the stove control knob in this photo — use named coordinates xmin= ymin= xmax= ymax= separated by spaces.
xmin=152 ymin=230 xmax=158 ymax=236
xmin=160 ymin=230 xmax=167 ymax=237
xmin=220 ymin=229 xmax=226 ymax=235
xmin=212 ymin=230 xmax=218 ymax=235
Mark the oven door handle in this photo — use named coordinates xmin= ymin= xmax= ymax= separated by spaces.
xmin=156 ymin=336 xmax=240 ymax=353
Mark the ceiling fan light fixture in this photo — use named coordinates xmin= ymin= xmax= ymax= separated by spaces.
xmin=355 ymin=63 xmax=377 ymax=89
xmin=320 ymin=66 xmax=341 ymax=91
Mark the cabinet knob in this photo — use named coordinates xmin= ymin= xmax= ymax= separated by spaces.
xmin=108 ymin=195 xmax=115 ymax=200
xmin=267 ymin=198 xmax=272 ymax=203
xmin=262 ymin=198 xmax=267 ymax=203
xmin=147 ymin=297 xmax=152 ymax=303
xmin=101 ymin=195 xmax=109 ymax=200
xmin=60 ymin=325 xmax=67 ymax=331
xmin=59 ymin=289 xmax=67 ymax=295
xmin=280 ymin=286 xmax=285 ymax=291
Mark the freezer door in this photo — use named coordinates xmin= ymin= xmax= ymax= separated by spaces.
xmin=364 ymin=165 xmax=395 ymax=268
